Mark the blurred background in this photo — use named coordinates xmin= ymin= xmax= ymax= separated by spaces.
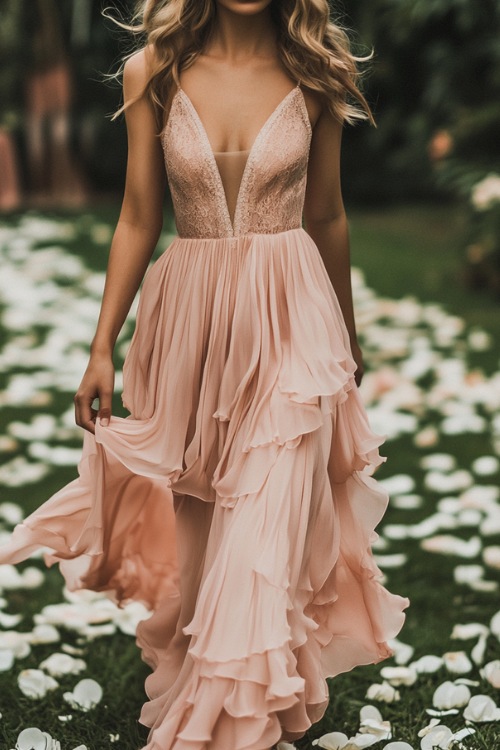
xmin=1 ymin=0 xmax=500 ymax=293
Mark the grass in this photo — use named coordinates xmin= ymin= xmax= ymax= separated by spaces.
xmin=0 ymin=200 xmax=499 ymax=749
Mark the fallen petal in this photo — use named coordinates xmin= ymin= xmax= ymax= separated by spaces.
xmin=483 ymin=546 xmax=500 ymax=569
xmin=39 ymin=652 xmax=86 ymax=677
xmin=442 ymin=651 xmax=473 ymax=674
xmin=419 ymin=724 xmax=453 ymax=750
xmin=480 ymin=660 xmax=500 ymax=688
xmin=0 ymin=648 xmax=15 ymax=672
xmin=380 ymin=666 xmax=418 ymax=686
xmin=63 ymin=678 xmax=103 ymax=711
xmin=432 ymin=680 xmax=471 ymax=709
xmin=410 ymin=655 xmax=443 ymax=674
xmin=18 ymin=669 xmax=59 ymax=699
xmin=425 ymin=709 xmax=459 ymax=717
xmin=312 ymin=733 xmax=350 ymax=749
xmin=15 ymin=728 xmax=50 ymax=750
xmin=463 ymin=694 xmax=500 ymax=722
xmin=366 ymin=682 xmax=401 ymax=703
xmin=451 ymin=623 xmax=489 ymax=640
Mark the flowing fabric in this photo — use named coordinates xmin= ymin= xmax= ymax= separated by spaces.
xmin=0 ymin=81 xmax=409 ymax=749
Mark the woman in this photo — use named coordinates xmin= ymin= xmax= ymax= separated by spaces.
xmin=0 ymin=1 xmax=409 ymax=748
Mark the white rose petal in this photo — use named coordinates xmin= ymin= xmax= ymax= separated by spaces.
xmin=463 ymin=694 xmax=500 ymax=722
xmin=471 ymin=173 xmax=500 ymax=211
xmin=480 ymin=660 xmax=500 ymax=688
xmin=39 ymin=652 xmax=86 ymax=677
xmin=453 ymin=565 xmax=484 ymax=584
xmin=18 ymin=669 xmax=59 ymax=698
xmin=452 ymin=727 xmax=476 ymax=742
xmin=467 ymin=329 xmax=493 ymax=352
xmin=410 ymin=655 xmax=443 ymax=674
xmin=380 ymin=666 xmax=418 ymax=686
xmin=419 ymin=725 xmax=453 ymax=750
xmin=432 ymin=680 xmax=471 ymax=709
xmin=29 ymin=624 xmax=60 ymax=644
xmin=15 ymin=728 xmax=53 ymax=750
xmin=391 ymin=494 xmax=423 ymax=510
xmin=469 ymin=579 xmax=498 ymax=592
xmin=420 ymin=535 xmax=481 ymax=559
xmin=365 ymin=681 xmax=401 ymax=703
xmin=457 ymin=508 xmax=482 ymax=527
xmin=77 ymin=623 xmax=116 ymax=639
xmin=387 ymin=638 xmax=415 ymax=665
xmin=63 ymin=678 xmax=103 ymax=711
xmin=471 ymin=634 xmax=488 ymax=665
xmin=414 ymin=426 xmax=439 ymax=448
xmin=454 ymin=678 xmax=480 ymax=686
xmin=383 ymin=744 xmax=414 ymax=750
xmin=383 ymin=525 xmax=410 ymax=541
xmin=61 ymin=643 xmax=85 ymax=656
xmin=358 ymin=705 xmax=392 ymax=742
xmin=483 ymin=546 xmax=500 ymax=569
xmin=373 ymin=553 xmax=407 ymax=569
xmin=0 ymin=611 xmax=23 ymax=628
xmin=450 ymin=623 xmax=488 ymax=640
xmin=349 ymin=734 xmax=384 ymax=748
xmin=472 ymin=455 xmax=499 ymax=476
xmin=425 ymin=709 xmax=459 ymax=717
xmin=312 ymin=733 xmax=350 ymax=749
xmin=424 ymin=469 xmax=473 ymax=494
xmin=442 ymin=651 xmax=473 ymax=674
xmin=0 ymin=631 xmax=31 ymax=658
xmin=378 ymin=474 xmax=416 ymax=496
xmin=0 ymin=501 xmax=24 ymax=525
xmin=441 ymin=414 xmax=487 ymax=435
xmin=490 ymin=610 xmax=500 ymax=638
xmin=417 ymin=719 xmax=440 ymax=738
xmin=481 ymin=511 xmax=500 ymax=536
xmin=0 ymin=648 xmax=15 ymax=671
xmin=114 ymin=600 xmax=152 ymax=636
xmin=420 ymin=454 xmax=456 ymax=472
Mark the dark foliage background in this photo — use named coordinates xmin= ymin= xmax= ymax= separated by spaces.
xmin=1 ymin=0 xmax=499 ymax=290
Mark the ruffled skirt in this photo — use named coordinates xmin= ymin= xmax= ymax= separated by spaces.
xmin=0 ymin=227 xmax=409 ymax=749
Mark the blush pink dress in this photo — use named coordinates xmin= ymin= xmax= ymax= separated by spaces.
xmin=0 ymin=82 xmax=409 ymax=749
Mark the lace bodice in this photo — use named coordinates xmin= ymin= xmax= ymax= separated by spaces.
xmin=161 ymin=84 xmax=312 ymax=239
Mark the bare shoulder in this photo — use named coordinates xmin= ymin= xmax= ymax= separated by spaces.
xmin=123 ymin=45 xmax=159 ymax=99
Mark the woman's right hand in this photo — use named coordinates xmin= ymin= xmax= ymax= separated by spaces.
xmin=74 ymin=352 xmax=115 ymax=434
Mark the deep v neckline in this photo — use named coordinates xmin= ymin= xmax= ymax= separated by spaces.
xmin=176 ymin=83 xmax=302 ymax=236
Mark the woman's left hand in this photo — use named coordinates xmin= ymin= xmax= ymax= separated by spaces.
xmin=350 ymin=338 xmax=365 ymax=387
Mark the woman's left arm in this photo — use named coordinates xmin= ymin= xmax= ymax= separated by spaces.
xmin=303 ymin=106 xmax=364 ymax=385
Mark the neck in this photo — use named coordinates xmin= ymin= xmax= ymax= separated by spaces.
xmin=207 ymin=5 xmax=277 ymax=64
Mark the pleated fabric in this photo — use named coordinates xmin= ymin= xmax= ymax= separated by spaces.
xmin=0 ymin=227 xmax=409 ymax=749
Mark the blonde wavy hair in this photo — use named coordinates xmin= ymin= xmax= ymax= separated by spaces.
xmin=107 ymin=0 xmax=374 ymax=128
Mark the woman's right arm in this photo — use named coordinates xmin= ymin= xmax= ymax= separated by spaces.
xmin=74 ymin=48 xmax=166 ymax=433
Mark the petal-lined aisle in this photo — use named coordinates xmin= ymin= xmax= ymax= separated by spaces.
xmin=0 ymin=227 xmax=408 ymax=749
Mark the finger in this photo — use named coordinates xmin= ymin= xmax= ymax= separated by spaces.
xmin=98 ymin=390 xmax=113 ymax=427
xmin=74 ymin=393 xmax=96 ymax=434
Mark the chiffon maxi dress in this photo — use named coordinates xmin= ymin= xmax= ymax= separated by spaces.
xmin=0 ymin=81 xmax=410 ymax=749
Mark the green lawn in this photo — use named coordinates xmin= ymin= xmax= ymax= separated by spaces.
xmin=0 ymin=202 xmax=499 ymax=750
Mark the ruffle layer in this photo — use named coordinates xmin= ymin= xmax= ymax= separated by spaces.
xmin=0 ymin=228 xmax=409 ymax=749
